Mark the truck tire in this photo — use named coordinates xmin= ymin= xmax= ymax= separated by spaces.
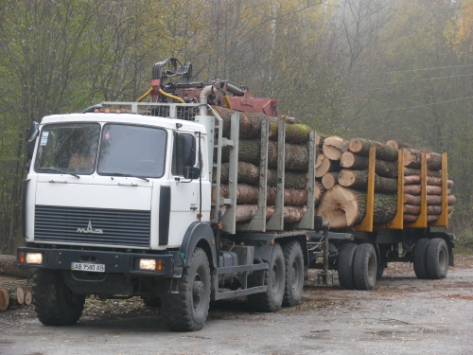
xmin=162 ymin=248 xmax=211 ymax=331
xmin=282 ymin=241 xmax=304 ymax=307
xmin=426 ymin=238 xmax=449 ymax=279
xmin=353 ymin=243 xmax=377 ymax=290
xmin=248 ymin=243 xmax=285 ymax=312
xmin=32 ymin=269 xmax=85 ymax=326
xmin=413 ymin=238 xmax=430 ymax=279
xmin=337 ymin=243 xmax=358 ymax=290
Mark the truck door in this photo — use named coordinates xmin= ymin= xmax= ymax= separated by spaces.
xmin=168 ymin=132 xmax=200 ymax=247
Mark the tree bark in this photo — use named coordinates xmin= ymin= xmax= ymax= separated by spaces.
xmin=322 ymin=136 xmax=348 ymax=160
xmin=340 ymin=152 xmax=398 ymax=179
xmin=404 ymin=167 xmax=442 ymax=177
xmin=403 ymin=185 xmax=450 ymax=195
xmin=404 ymin=194 xmax=456 ymax=205
xmin=314 ymin=181 xmax=325 ymax=206
xmin=234 ymin=205 xmax=276 ymax=223
xmin=404 ymin=176 xmax=453 ymax=187
xmin=321 ymin=172 xmax=338 ymax=190
xmin=403 ymin=149 xmax=442 ymax=170
xmin=315 ymin=154 xmax=340 ymax=178
xmin=0 ymin=254 xmax=29 ymax=279
xmin=404 ymin=214 xmax=441 ymax=223
xmin=221 ymin=140 xmax=310 ymax=170
xmin=348 ymin=138 xmax=398 ymax=162
xmin=338 ymin=169 xmax=398 ymax=193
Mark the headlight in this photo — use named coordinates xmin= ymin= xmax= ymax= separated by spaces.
xmin=139 ymin=259 xmax=156 ymax=271
xmin=26 ymin=252 xmax=43 ymax=264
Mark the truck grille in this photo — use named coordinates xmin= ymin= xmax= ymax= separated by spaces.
xmin=34 ymin=205 xmax=150 ymax=248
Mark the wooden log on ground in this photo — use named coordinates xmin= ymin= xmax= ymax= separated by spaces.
xmin=348 ymin=138 xmax=398 ymax=162
xmin=314 ymin=181 xmax=325 ymax=206
xmin=403 ymin=149 xmax=442 ymax=170
xmin=220 ymin=140 xmax=310 ymax=171
xmin=0 ymin=289 xmax=9 ymax=311
xmin=0 ymin=254 xmax=29 ymax=279
xmin=317 ymin=185 xmax=397 ymax=228
xmin=338 ymin=169 xmax=398 ymax=193
xmin=321 ymin=172 xmax=338 ymax=190
xmin=24 ymin=290 xmax=33 ymax=306
xmin=16 ymin=286 xmax=32 ymax=306
xmin=404 ymin=194 xmax=457 ymax=206
xmin=404 ymin=214 xmax=440 ymax=223
xmin=386 ymin=140 xmax=415 ymax=150
xmin=403 ymin=185 xmax=451 ymax=195
xmin=219 ymin=162 xmax=308 ymax=189
xmin=404 ymin=167 xmax=442 ymax=177
xmin=322 ymin=136 xmax=348 ymax=160
xmin=315 ymin=154 xmax=340 ymax=178
xmin=340 ymin=152 xmax=398 ymax=179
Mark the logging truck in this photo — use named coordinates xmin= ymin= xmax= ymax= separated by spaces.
xmin=17 ymin=58 xmax=454 ymax=331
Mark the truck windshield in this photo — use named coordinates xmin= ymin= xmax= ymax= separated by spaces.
xmin=97 ymin=124 xmax=167 ymax=178
xmin=34 ymin=123 xmax=100 ymax=175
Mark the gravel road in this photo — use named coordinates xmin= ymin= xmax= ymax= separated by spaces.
xmin=1 ymin=255 xmax=472 ymax=355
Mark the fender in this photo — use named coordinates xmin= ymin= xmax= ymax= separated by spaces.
xmin=179 ymin=221 xmax=217 ymax=269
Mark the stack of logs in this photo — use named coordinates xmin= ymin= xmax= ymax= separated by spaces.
xmin=212 ymin=107 xmax=317 ymax=224
xmin=315 ymin=135 xmax=456 ymax=229
xmin=0 ymin=254 xmax=32 ymax=312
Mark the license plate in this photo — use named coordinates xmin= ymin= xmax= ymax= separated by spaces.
xmin=71 ymin=262 xmax=105 ymax=273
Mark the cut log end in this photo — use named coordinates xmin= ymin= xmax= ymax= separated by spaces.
xmin=24 ymin=290 xmax=33 ymax=306
xmin=0 ymin=289 xmax=9 ymax=312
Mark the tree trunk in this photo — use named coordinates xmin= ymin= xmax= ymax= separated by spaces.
xmin=0 ymin=254 xmax=30 ymax=279
xmin=24 ymin=290 xmax=33 ymax=306
xmin=385 ymin=140 xmax=415 ymax=149
xmin=340 ymin=152 xmax=398 ymax=179
xmin=404 ymin=176 xmax=453 ymax=187
xmin=404 ymin=167 xmax=442 ymax=177
xmin=315 ymin=154 xmax=340 ymax=177
xmin=404 ymin=194 xmax=456 ymax=205
xmin=0 ymin=289 xmax=9 ymax=311
xmin=321 ymin=172 xmax=338 ymax=190
xmin=234 ymin=205 xmax=276 ymax=223
xmin=221 ymin=140 xmax=309 ymax=171
xmin=279 ymin=124 xmax=313 ymax=143
xmin=404 ymin=214 xmax=441 ymax=223
xmin=322 ymin=136 xmax=348 ymax=160
xmin=403 ymin=149 xmax=442 ymax=170
xmin=348 ymin=138 xmax=398 ymax=162
xmin=338 ymin=169 xmax=398 ymax=193
xmin=403 ymin=185 xmax=450 ymax=195
xmin=317 ymin=185 xmax=397 ymax=228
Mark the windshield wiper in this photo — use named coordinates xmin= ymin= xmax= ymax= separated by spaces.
xmin=40 ymin=167 xmax=80 ymax=179
xmin=105 ymin=172 xmax=149 ymax=182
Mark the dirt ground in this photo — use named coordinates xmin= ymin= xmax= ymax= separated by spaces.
xmin=0 ymin=254 xmax=472 ymax=355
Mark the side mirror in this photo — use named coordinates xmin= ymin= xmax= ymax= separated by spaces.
xmin=26 ymin=121 xmax=39 ymax=159
xmin=184 ymin=166 xmax=200 ymax=180
xmin=181 ymin=134 xmax=196 ymax=167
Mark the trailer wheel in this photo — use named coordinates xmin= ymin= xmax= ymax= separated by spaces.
xmin=353 ymin=243 xmax=377 ymax=290
xmin=282 ymin=241 xmax=304 ymax=307
xmin=337 ymin=243 xmax=358 ymax=290
xmin=413 ymin=238 xmax=430 ymax=279
xmin=248 ymin=243 xmax=285 ymax=312
xmin=32 ymin=269 xmax=85 ymax=326
xmin=162 ymin=248 xmax=211 ymax=331
xmin=426 ymin=238 xmax=449 ymax=279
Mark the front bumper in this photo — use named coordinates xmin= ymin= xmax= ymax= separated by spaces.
xmin=17 ymin=246 xmax=181 ymax=277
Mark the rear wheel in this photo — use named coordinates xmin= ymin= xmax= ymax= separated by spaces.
xmin=33 ymin=269 xmax=85 ymax=326
xmin=162 ymin=248 xmax=211 ymax=331
xmin=353 ymin=243 xmax=377 ymax=290
xmin=413 ymin=238 xmax=430 ymax=279
xmin=248 ymin=243 xmax=285 ymax=312
xmin=426 ymin=238 xmax=449 ymax=279
xmin=282 ymin=241 xmax=304 ymax=307
xmin=337 ymin=243 xmax=358 ymax=290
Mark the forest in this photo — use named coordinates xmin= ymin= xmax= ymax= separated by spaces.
xmin=1 ymin=0 xmax=472 ymax=254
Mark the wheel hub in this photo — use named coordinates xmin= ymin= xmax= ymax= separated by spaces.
xmin=193 ymin=279 xmax=204 ymax=309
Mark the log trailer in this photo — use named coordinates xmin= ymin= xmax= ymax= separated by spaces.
xmin=17 ymin=58 xmax=454 ymax=331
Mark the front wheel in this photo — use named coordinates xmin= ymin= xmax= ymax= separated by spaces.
xmin=248 ymin=243 xmax=285 ymax=312
xmin=32 ymin=269 xmax=85 ymax=326
xmin=162 ymin=248 xmax=211 ymax=331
